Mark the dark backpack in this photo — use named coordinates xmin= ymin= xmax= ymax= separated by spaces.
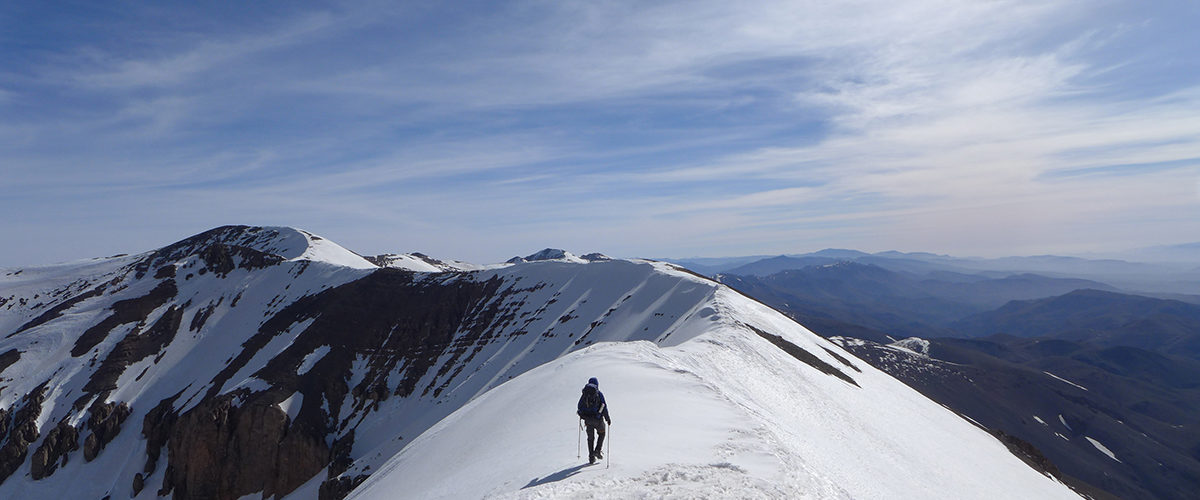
xmin=580 ymin=385 xmax=603 ymax=416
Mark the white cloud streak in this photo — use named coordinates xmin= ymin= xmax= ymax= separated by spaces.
xmin=4 ymin=0 xmax=1200 ymax=265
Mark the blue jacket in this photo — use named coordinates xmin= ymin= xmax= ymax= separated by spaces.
xmin=577 ymin=381 xmax=610 ymax=421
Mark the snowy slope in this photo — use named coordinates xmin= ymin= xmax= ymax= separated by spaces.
xmin=0 ymin=226 xmax=376 ymax=499
xmin=347 ymin=287 xmax=1081 ymax=500
xmin=368 ymin=252 xmax=491 ymax=272
xmin=0 ymin=226 xmax=1080 ymax=500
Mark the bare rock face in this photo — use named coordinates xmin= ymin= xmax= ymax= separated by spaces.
xmin=30 ymin=420 xmax=79 ymax=480
xmin=319 ymin=474 xmax=368 ymax=500
xmin=160 ymin=395 xmax=328 ymax=500
xmin=0 ymin=385 xmax=47 ymax=482
xmin=71 ymin=279 xmax=178 ymax=358
xmin=993 ymin=430 xmax=1064 ymax=480
xmin=83 ymin=401 xmax=132 ymax=461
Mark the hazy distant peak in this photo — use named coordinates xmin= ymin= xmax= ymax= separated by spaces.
xmin=810 ymin=248 xmax=871 ymax=259
xmin=507 ymin=248 xmax=591 ymax=264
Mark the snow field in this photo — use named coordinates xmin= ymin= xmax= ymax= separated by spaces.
xmin=349 ymin=286 xmax=1081 ymax=499
xmin=348 ymin=340 xmax=807 ymax=500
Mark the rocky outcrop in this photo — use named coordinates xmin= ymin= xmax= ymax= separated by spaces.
xmin=130 ymin=225 xmax=290 ymax=279
xmin=319 ymin=474 xmax=368 ymax=500
xmin=0 ymin=385 xmax=47 ymax=482
xmin=141 ymin=393 xmax=180 ymax=484
xmin=71 ymin=278 xmax=178 ymax=357
xmin=83 ymin=305 xmax=184 ymax=395
xmin=160 ymin=395 xmax=328 ymax=500
xmin=196 ymin=243 xmax=284 ymax=277
xmin=83 ymin=401 xmax=131 ymax=461
xmin=30 ymin=420 xmax=79 ymax=479
xmin=748 ymin=324 xmax=859 ymax=387
xmin=993 ymin=429 xmax=1063 ymax=480
xmin=0 ymin=348 xmax=18 ymax=373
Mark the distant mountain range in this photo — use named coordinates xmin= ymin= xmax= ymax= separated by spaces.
xmin=953 ymin=289 xmax=1200 ymax=359
xmin=669 ymin=247 xmax=1200 ymax=296
xmin=682 ymin=249 xmax=1200 ymax=500
xmin=716 ymin=261 xmax=1120 ymax=340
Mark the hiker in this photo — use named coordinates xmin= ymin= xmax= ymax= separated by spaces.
xmin=577 ymin=377 xmax=611 ymax=464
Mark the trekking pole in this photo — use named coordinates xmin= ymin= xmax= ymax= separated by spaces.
xmin=606 ymin=423 xmax=611 ymax=469
xmin=577 ymin=418 xmax=583 ymax=459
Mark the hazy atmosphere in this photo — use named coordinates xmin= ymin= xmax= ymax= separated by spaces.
xmin=4 ymin=0 xmax=1199 ymax=266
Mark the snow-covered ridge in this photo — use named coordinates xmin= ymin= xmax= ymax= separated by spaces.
xmin=0 ymin=227 xmax=1082 ymax=500
xmin=506 ymin=248 xmax=611 ymax=265
xmin=161 ymin=225 xmax=377 ymax=269
xmin=367 ymin=252 xmax=488 ymax=272
xmin=0 ymin=231 xmax=725 ymax=499
xmin=348 ymin=285 xmax=1081 ymax=500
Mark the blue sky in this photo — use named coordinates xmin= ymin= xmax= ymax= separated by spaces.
xmin=3 ymin=0 xmax=1199 ymax=266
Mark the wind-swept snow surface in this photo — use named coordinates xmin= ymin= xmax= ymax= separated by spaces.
xmin=349 ymin=287 xmax=1080 ymax=500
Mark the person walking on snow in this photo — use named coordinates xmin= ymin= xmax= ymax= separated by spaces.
xmin=577 ymin=377 xmax=611 ymax=464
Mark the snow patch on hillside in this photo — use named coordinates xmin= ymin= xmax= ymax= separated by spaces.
xmin=279 ymin=392 xmax=304 ymax=422
xmin=298 ymin=345 xmax=331 ymax=375
xmin=1085 ymin=437 xmax=1121 ymax=463
xmin=370 ymin=253 xmax=444 ymax=272
xmin=1043 ymin=371 xmax=1088 ymax=391
xmin=889 ymin=337 xmax=931 ymax=356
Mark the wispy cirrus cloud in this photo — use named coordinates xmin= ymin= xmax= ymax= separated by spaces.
xmin=2 ymin=0 xmax=1198 ymax=265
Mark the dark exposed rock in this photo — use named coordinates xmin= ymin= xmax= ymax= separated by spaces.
xmin=141 ymin=393 xmax=181 ymax=478
xmin=0 ymin=348 xmax=19 ymax=374
xmin=132 ymin=472 xmax=145 ymax=496
xmin=747 ymin=324 xmax=859 ymax=387
xmin=83 ymin=305 xmax=183 ymax=395
xmin=209 ymin=269 xmax=506 ymax=409
xmin=162 ymin=395 xmax=327 ymax=500
xmin=820 ymin=346 xmax=862 ymax=372
xmin=992 ymin=429 xmax=1062 ymax=479
xmin=130 ymin=225 xmax=289 ymax=280
xmin=327 ymin=430 xmax=356 ymax=478
xmin=524 ymin=248 xmax=569 ymax=261
xmin=71 ymin=279 xmax=178 ymax=358
xmin=30 ymin=420 xmax=79 ymax=479
xmin=319 ymin=474 xmax=368 ymax=500
xmin=82 ymin=401 xmax=132 ymax=462
xmin=143 ymin=268 xmax=520 ymax=499
xmin=189 ymin=297 xmax=223 ymax=332
xmin=196 ymin=243 xmax=283 ymax=277
xmin=0 ymin=384 xmax=48 ymax=482
xmin=154 ymin=265 xmax=176 ymax=279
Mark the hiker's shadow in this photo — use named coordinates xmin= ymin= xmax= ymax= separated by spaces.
xmin=521 ymin=463 xmax=593 ymax=489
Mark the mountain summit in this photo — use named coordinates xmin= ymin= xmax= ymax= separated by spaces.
xmin=0 ymin=227 xmax=1081 ymax=499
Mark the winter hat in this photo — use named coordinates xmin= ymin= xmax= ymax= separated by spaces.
xmin=588 ymin=377 xmax=598 ymax=387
